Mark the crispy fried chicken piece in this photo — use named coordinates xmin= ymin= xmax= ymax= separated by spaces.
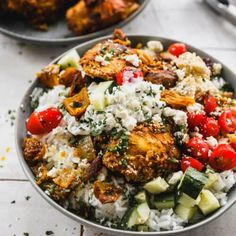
xmin=66 ymin=0 xmax=139 ymax=35
xmin=0 ymin=0 xmax=76 ymax=30
xmin=37 ymin=64 xmax=60 ymax=88
xmin=22 ymin=138 xmax=46 ymax=164
xmin=80 ymin=39 xmax=129 ymax=80
xmin=103 ymin=123 xmax=181 ymax=182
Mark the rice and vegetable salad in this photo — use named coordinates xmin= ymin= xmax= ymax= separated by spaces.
xmin=22 ymin=30 xmax=236 ymax=232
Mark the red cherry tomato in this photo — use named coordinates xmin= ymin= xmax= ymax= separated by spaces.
xmin=187 ymin=112 xmax=206 ymax=129
xmin=116 ymin=67 xmax=143 ymax=85
xmin=181 ymin=156 xmax=204 ymax=172
xmin=218 ymin=109 xmax=236 ymax=133
xmin=201 ymin=117 xmax=220 ymax=137
xmin=26 ymin=112 xmax=45 ymax=135
xmin=209 ymin=144 xmax=236 ymax=171
xmin=168 ymin=43 xmax=187 ymax=57
xmin=26 ymin=107 xmax=62 ymax=135
xmin=204 ymin=95 xmax=217 ymax=114
xmin=186 ymin=137 xmax=209 ymax=161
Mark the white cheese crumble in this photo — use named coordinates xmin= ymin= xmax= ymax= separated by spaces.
xmin=147 ymin=41 xmax=164 ymax=53
xmin=124 ymin=54 xmax=140 ymax=67
xmin=163 ymin=107 xmax=188 ymax=126
xmin=206 ymin=136 xmax=218 ymax=148
xmin=187 ymin=103 xmax=203 ymax=113
xmin=212 ymin=63 xmax=222 ymax=76
xmin=65 ymin=81 xmax=166 ymax=135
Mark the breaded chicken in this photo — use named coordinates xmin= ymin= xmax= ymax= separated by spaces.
xmin=0 ymin=0 xmax=76 ymax=30
xmin=80 ymin=39 xmax=130 ymax=80
xmin=66 ymin=0 xmax=140 ymax=35
xmin=103 ymin=123 xmax=181 ymax=182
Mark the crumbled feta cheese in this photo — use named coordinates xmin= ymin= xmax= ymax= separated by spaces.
xmin=147 ymin=41 xmax=164 ymax=53
xmin=175 ymin=69 xmax=185 ymax=80
xmin=124 ymin=54 xmax=140 ymax=67
xmin=212 ymin=77 xmax=226 ymax=90
xmin=187 ymin=103 xmax=203 ymax=113
xmin=212 ymin=63 xmax=222 ymax=76
xmin=47 ymin=167 xmax=58 ymax=178
xmin=95 ymin=55 xmax=110 ymax=66
xmin=163 ymin=107 xmax=187 ymax=126
xmin=66 ymin=81 xmax=165 ymax=135
xmin=206 ymin=136 xmax=218 ymax=148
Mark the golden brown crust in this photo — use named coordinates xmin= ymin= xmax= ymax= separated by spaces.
xmin=103 ymin=123 xmax=181 ymax=182
xmin=93 ymin=180 xmax=121 ymax=204
xmin=161 ymin=90 xmax=195 ymax=109
xmin=22 ymin=137 xmax=45 ymax=163
xmin=63 ymin=87 xmax=90 ymax=117
xmin=66 ymin=0 xmax=139 ymax=36
xmin=37 ymin=64 xmax=60 ymax=88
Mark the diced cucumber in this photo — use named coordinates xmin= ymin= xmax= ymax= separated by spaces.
xmin=135 ymin=191 xmax=148 ymax=203
xmin=205 ymin=172 xmax=218 ymax=189
xmin=137 ymin=225 xmax=149 ymax=232
xmin=122 ymin=207 xmax=139 ymax=229
xmin=198 ymin=190 xmax=220 ymax=215
xmin=58 ymin=49 xmax=80 ymax=69
xmin=168 ymin=171 xmax=183 ymax=185
xmin=178 ymin=193 xmax=200 ymax=208
xmin=136 ymin=202 xmax=150 ymax=224
xmin=178 ymin=167 xmax=208 ymax=199
xmin=89 ymin=81 xmax=113 ymax=111
xmin=144 ymin=177 xmax=169 ymax=194
xmin=175 ymin=204 xmax=197 ymax=221
xmin=154 ymin=193 xmax=175 ymax=209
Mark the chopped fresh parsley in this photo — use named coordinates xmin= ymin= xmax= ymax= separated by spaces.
xmin=72 ymin=101 xmax=82 ymax=108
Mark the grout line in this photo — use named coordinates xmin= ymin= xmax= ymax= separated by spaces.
xmin=0 ymin=178 xmax=29 ymax=182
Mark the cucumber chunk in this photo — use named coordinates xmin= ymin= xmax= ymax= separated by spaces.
xmin=198 ymin=190 xmax=220 ymax=215
xmin=178 ymin=193 xmax=200 ymax=208
xmin=135 ymin=191 xmax=148 ymax=203
xmin=122 ymin=207 xmax=139 ymax=229
xmin=58 ymin=49 xmax=80 ymax=69
xmin=89 ymin=81 xmax=113 ymax=111
xmin=178 ymin=167 xmax=208 ymax=199
xmin=154 ymin=193 xmax=175 ymax=209
xmin=136 ymin=202 xmax=150 ymax=224
xmin=175 ymin=204 xmax=197 ymax=221
xmin=205 ymin=172 xmax=218 ymax=189
xmin=144 ymin=177 xmax=169 ymax=194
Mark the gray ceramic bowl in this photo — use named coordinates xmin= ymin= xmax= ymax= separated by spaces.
xmin=15 ymin=35 xmax=236 ymax=235
xmin=0 ymin=0 xmax=149 ymax=45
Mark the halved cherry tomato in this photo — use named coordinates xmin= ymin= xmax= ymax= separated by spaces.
xmin=168 ymin=43 xmax=187 ymax=57
xmin=116 ymin=67 xmax=143 ymax=85
xmin=204 ymin=94 xmax=217 ymax=114
xmin=26 ymin=107 xmax=62 ymax=135
xmin=219 ymin=109 xmax=236 ymax=133
xmin=201 ymin=117 xmax=220 ymax=137
xmin=186 ymin=137 xmax=209 ymax=161
xmin=209 ymin=144 xmax=236 ymax=171
xmin=181 ymin=156 xmax=204 ymax=172
xmin=187 ymin=112 xmax=206 ymax=129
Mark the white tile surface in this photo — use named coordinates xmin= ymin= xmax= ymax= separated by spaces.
xmin=0 ymin=0 xmax=236 ymax=235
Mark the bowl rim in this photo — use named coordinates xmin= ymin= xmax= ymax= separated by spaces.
xmin=15 ymin=34 xmax=236 ymax=235
xmin=0 ymin=0 xmax=149 ymax=45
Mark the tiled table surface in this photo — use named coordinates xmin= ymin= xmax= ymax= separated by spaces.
xmin=0 ymin=0 xmax=236 ymax=235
